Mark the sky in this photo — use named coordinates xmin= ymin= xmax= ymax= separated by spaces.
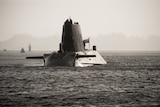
xmin=0 ymin=0 xmax=160 ymax=41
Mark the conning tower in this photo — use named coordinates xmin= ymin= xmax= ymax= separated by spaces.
xmin=61 ymin=19 xmax=84 ymax=52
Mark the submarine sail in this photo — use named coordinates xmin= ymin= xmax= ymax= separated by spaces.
xmin=61 ymin=19 xmax=84 ymax=52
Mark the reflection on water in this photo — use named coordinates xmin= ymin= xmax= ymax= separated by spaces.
xmin=0 ymin=50 xmax=160 ymax=106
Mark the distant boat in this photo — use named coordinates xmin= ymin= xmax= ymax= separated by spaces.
xmin=3 ymin=49 xmax=7 ymax=52
xmin=28 ymin=44 xmax=31 ymax=52
xmin=20 ymin=48 xmax=25 ymax=53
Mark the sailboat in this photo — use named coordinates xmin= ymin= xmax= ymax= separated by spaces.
xmin=20 ymin=48 xmax=25 ymax=53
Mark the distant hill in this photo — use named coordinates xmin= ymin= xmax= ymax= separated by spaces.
xmin=90 ymin=33 xmax=160 ymax=51
xmin=0 ymin=34 xmax=61 ymax=51
xmin=0 ymin=33 xmax=160 ymax=51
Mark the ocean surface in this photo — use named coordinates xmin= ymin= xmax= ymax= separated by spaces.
xmin=0 ymin=50 xmax=160 ymax=106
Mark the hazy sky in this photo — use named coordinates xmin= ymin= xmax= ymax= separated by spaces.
xmin=0 ymin=0 xmax=160 ymax=41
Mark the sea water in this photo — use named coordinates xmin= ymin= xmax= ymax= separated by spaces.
xmin=0 ymin=50 xmax=160 ymax=106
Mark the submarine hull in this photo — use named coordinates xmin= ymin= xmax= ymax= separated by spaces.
xmin=44 ymin=50 xmax=106 ymax=67
xmin=44 ymin=19 xmax=106 ymax=67
xmin=27 ymin=19 xmax=107 ymax=67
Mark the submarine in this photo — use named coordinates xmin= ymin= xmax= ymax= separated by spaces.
xmin=27 ymin=18 xmax=106 ymax=67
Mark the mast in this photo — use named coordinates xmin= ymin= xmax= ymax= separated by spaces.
xmin=29 ymin=44 xmax=31 ymax=52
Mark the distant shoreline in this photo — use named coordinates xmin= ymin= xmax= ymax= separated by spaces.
xmin=1 ymin=50 xmax=160 ymax=56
